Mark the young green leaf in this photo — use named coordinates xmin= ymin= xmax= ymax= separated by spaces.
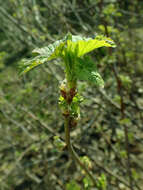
xmin=75 ymin=56 xmax=104 ymax=87
xmin=66 ymin=180 xmax=81 ymax=190
xmin=66 ymin=35 xmax=115 ymax=57
xmin=19 ymin=39 xmax=65 ymax=75
xmin=19 ymin=33 xmax=115 ymax=75
xmin=32 ymin=39 xmax=65 ymax=60
xmin=19 ymin=57 xmax=47 ymax=75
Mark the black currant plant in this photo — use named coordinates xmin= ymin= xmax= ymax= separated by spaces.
xmin=20 ymin=33 xmax=115 ymax=187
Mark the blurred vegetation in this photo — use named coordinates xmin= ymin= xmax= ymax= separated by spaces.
xmin=0 ymin=0 xmax=143 ymax=189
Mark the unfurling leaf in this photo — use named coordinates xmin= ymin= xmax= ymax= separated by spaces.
xmin=75 ymin=56 xmax=104 ymax=87
xmin=19 ymin=33 xmax=115 ymax=75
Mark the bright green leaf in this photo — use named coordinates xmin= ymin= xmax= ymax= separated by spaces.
xmin=19 ymin=33 xmax=115 ymax=75
xmin=119 ymin=118 xmax=131 ymax=125
xmin=75 ymin=56 xmax=104 ymax=87
xmin=83 ymin=177 xmax=92 ymax=189
xmin=67 ymin=35 xmax=115 ymax=57
xmin=66 ymin=180 xmax=81 ymax=190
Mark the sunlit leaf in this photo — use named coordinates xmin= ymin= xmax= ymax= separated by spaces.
xmin=66 ymin=180 xmax=81 ymax=190
xmin=19 ymin=33 xmax=115 ymax=75
xmin=67 ymin=35 xmax=115 ymax=57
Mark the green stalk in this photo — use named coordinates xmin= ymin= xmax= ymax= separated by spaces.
xmin=64 ymin=116 xmax=97 ymax=187
xmin=63 ymin=79 xmax=97 ymax=187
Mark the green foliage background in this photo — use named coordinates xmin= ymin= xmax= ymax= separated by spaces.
xmin=0 ymin=0 xmax=143 ymax=189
